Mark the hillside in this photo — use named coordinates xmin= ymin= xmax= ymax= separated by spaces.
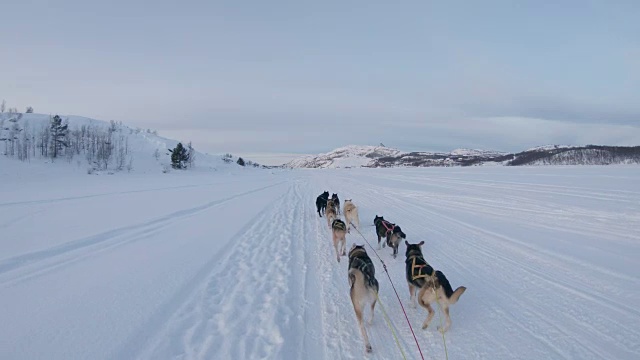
xmin=285 ymin=145 xmax=402 ymax=168
xmin=0 ymin=112 xmax=242 ymax=174
xmin=286 ymin=144 xmax=640 ymax=168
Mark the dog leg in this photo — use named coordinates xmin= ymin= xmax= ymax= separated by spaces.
xmin=421 ymin=303 xmax=435 ymax=330
xmin=354 ymin=303 xmax=372 ymax=353
xmin=418 ymin=287 xmax=435 ymax=329
xmin=369 ymin=296 xmax=377 ymax=325
xmin=437 ymin=305 xmax=451 ymax=333
xmin=408 ymin=284 xmax=417 ymax=308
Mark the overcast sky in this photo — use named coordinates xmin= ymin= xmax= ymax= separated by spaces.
xmin=2 ymin=0 xmax=639 ymax=163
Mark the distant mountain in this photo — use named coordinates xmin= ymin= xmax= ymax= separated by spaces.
xmin=285 ymin=145 xmax=402 ymax=168
xmin=285 ymin=144 xmax=640 ymax=168
xmin=508 ymin=145 xmax=640 ymax=166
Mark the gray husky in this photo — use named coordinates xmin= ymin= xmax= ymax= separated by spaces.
xmin=348 ymin=244 xmax=379 ymax=353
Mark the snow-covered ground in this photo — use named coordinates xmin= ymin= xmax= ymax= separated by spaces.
xmin=1 ymin=165 xmax=639 ymax=359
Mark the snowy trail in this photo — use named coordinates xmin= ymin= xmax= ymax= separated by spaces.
xmin=0 ymin=175 xmax=289 ymax=360
xmin=1 ymin=167 xmax=639 ymax=359
xmin=139 ymin=180 xmax=318 ymax=359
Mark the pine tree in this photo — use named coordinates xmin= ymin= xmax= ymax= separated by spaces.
xmin=237 ymin=157 xmax=245 ymax=166
xmin=49 ymin=115 xmax=69 ymax=159
xmin=168 ymin=142 xmax=189 ymax=169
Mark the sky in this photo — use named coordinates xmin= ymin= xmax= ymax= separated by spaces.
xmin=1 ymin=0 xmax=639 ymax=164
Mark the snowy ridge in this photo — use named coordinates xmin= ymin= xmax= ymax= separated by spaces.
xmin=285 ymin=145 xmax=403 ymax=168
xmin=287 ymin=144 xmax=640 ymax=168
xmin=450 ymin=148 xmax=509 ymax=157
xmin=525 ymin=144 xmax=574 ymax=152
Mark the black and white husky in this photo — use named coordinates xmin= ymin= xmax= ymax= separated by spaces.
xmin=405 ymin=241 xmax=466 ymax=332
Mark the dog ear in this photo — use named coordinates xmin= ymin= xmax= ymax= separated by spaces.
xmin=405 ymin=240 xmax=409 ymax=246
xmin=419 ymin=241 xmax=424 ymax=246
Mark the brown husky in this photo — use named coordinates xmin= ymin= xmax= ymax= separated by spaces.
xmin=332 ymin=219 xmax=347 ymax=262
xmin=325 ymin=199 xmax=337 ymax=228
xmin=343 ymin=199 xmax=360 ymax=233
xmin=405 ymin=241 xmax=466 ymax=332
xmin=348 ymin=244 xmax=379 ymax=353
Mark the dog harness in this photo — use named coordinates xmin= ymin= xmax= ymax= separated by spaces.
xmin=406 ymin=255 xmax=435 ymax=281
xmin=349 ymin=251 xmax=378 ymax=289
xmin=332 ymin=219 xmax=346 ymax=231
xmin=380 ymin=220 xmax=395 ymax=232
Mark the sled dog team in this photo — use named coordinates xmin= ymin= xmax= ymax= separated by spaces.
xmin=316 ymin=190 xmax=467 ymax=353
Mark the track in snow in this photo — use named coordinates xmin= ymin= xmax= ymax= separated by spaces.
xmin=1 ymin=167 xmax=638 ymax=360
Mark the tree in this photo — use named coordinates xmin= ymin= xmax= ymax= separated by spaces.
xmin=26 ymin=106 xmax=34 ymax=113
xmin=237 ymin=157 xmax=245 ymax=166
xmin=0 ymin=100 xmax=5 ymax=113
xmin=168 ymin=142 xmax=189 ymax=169
xmin=186 ymin=142 xmax=195 ymax=168
xmin=49 ymin=115 xmax=69 ymax=159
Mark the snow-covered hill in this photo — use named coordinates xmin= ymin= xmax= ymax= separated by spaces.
xmin=285 ymin=145 xmax=403 ymax=168
xmin=449 ymin=148 xmax=509 ymax=157
xmin=286 ymin=144 xmax=640 ymax=168
xmin=0 ymin=112 xmax=234 ymax=173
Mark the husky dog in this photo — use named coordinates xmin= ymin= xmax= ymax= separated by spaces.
xmin=331 ymin=193 xmax=341 ymax=215
xmin=373 ymin=215 xmax=391 ymax=249
xmin=373 ymin=215 xmax=405 ymax=257
xmin=325 ymin=199 xmax=337 ymax=228
xmin=316 ymin=191 xmax=329 ymax=217
xmin=405 ymin=241 xmax=466 ymax=332
xmin=343 ymin=199 xmax=360 ymax=233
xmin=332 ymin=219 xmax=347 ymax=262
xmin=348 ymin=244 xmax=379 ymax=353
xmin=387 ymin=225 xmax=406 ymax=259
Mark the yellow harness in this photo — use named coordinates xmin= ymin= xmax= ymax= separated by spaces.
xmin=407 ymin=255 xmax=435 ymax=281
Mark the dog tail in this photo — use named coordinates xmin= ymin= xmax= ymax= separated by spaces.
xmin=435 ymin=270 xmax=465 ymax=301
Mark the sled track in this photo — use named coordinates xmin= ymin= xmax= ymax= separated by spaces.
xmin=0 ymin=182 xmax=285 ymax=287
xmin=138 ymin=181 xmax=321 ymax=359
xmin=0 ymin=179 xmax=239 ymax=208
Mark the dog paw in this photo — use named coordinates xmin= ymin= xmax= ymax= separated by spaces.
xmin=437 ymin=326 xmax=448 ymax=333
xmin=409 ymin=302 xmax=417 ymax=309
xmin=365 ymin=344 xmax=372 ymax=353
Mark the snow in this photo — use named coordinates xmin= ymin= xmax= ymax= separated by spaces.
xmin=1 ymin=164 xmax=639 ymax=359
xmin=0 ymin=113 xmax=227 ymax=174
xmin=286 ymin=145 xmax=402 ymax=168
xmin=449 ymin=148 xmax=508 ymax=157
xmin=524 ymin=144 xmax=574 ymax=152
